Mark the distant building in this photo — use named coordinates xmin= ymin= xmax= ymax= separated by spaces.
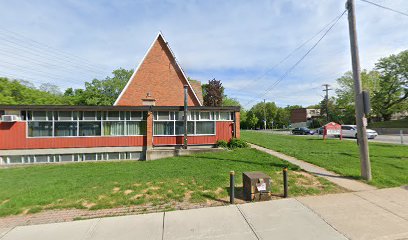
xmin=290 ymin=108 xmax=320 ymax=128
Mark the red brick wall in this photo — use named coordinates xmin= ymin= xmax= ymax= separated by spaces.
xmin=290 ymin=108 xmax=307 ymax=123
xmin=115 ymin=35 xmax=201 ymax=106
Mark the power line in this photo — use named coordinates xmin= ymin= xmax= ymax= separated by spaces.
xmin=0 ymin=27 xmax=108 ymax=71
xmin=236 ymin=14 xmax=344 ymax=90
xmin=0 ymin=36 xmax=104 ymax=75
xmin=360 ymin=0 xmax=408 ymax=17
xmin=243 ymin=10 xmax=347 ymax=108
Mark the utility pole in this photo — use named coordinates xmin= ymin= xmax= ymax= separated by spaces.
xmin=263 ymin=99 xmax=267 ymax=130
xmin=346 ymin=0 xmax=372 ymax=181
xmin=183 ymin=85 xmax=188 ymax=149
xmin=322 ymin=84 xmax=332 ymax=122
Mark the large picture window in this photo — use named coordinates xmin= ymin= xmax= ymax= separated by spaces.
xmin=153 ymin=111 xmax=218 ymax=136
xmin=26 ymin=111 xmax=147 ymax=138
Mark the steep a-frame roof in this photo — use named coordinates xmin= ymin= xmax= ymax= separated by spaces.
xmin=114 ymin=32 xmax=203 ymax=106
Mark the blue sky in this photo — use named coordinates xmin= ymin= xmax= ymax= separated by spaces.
xmin=0 ymin=0 xmax=407 ymax=109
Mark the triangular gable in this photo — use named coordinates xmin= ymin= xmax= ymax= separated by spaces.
xmin=114 ymin=32 xmax=202 ymax=106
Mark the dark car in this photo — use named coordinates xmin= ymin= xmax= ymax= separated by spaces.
xmin=291 ymin=127 xmax=315 ymax=135
xmin=316 ymin=127 xmax=324 ymax=135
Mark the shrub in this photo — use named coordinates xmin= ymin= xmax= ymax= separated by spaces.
xmin=228 ymin=138 xmax=249 ymax=149
xmin=216 ymin=140 xmax=228 ymax=148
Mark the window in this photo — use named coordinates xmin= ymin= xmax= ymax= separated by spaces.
xmin=127 ymin=152 xmax=142 ymax=160
xmin=79 ymin=122 xmax=101 ymax=136
xmin=60 ymin=154 xmax=74 ymax=162
xmin=130 ymin=111 xmax=144 ymax=120
xmin=28 ymin=122 xmax=53 ymax=137
xmin=7 ymin=156 xmax=22 ymax=164
xmin=200 ymin=112 xmax=211 ymax=120
xmin=107 ymin=152 xmax=120 ymax=160
xmin=175 ymin=121 xmax=194 ymax=135
xmin=82 ymin=111 xmax=96 ymax=120
xmin=35 ymin=155 xmax=48 ymax=163
xmin=103 ymin=122 xmax=125 ymax=136
xmin=127 ymin=121 xmax=146 ymax=135
xmin=107 ymin=111 xmax=120 ymax=120
xmin=32 ymin=111 xmax=48 ymax=121
xmin=58 ymin=111 xmax=72 ymax=120
xmin=84 ymin=153 xmax=96 ymax=161
xmin=219 ymin=112 xmax=231 ymax=121
xmin=196 ymin=121 xmax=215 ymax=134
xmin=154 ymin=121 xmax=174 ymax=135
xmin=155 ymin=111 xmax=171 ymax=120
xmin=55 ymin=122 xmax=77 ymax=136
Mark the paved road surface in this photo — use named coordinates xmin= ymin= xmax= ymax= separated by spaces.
xmin=1 ymin=187 xmax=407 ymax=240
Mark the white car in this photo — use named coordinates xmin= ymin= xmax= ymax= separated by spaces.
xmin=340 ymin=125 xmax=378 ymax=139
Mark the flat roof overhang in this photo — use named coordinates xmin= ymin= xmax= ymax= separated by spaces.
xmin=0 ymin=105 xmax=240 ymax=111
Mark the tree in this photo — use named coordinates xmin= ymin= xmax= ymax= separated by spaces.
xmin=0 ymin=77 xmax=67 ymax=105
xmin=203 ymin=79 xmax=223 ymax=106
xmin=335 ymin=70 xmax=380 ymax=123
xmin=66 ymin=68 xmax=133 ymax=105
xmin=372 ymin=50 xmax=408 ymax=120
xmin=246 ymin=110 xmax=259 ymax=129
xmin=39 ymin=83 xmax=62 ymax=95
xmin=274 ymin=108 xmax=290 ymax=128
xmin=249 ymin=101 xmax=278 ymax=128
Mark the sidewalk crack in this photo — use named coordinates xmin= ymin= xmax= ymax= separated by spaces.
xmin=295 ymin=198 xmax=350 ymax=240
xmin=235 ymin=205 xmax=262 ymax=240
xmin=161 ymin=211 xmax=166 ymax=240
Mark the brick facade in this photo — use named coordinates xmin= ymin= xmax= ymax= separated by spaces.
xmin=115 ymin=34 xmax=201 ymax=107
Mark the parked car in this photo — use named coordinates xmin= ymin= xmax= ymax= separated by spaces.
xmin=316 ymin=127 xmax=324 ymax=135
xmin=291 ymin=127 xmax=315 ymax=135
xmin=340 ymin=125 xmax=378 ymax=139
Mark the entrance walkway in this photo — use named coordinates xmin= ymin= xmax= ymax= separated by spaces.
xmin=249 ymin=143 xmax=376 ymax=192
xmin=1 ymin=187 xmax=407 ymax=240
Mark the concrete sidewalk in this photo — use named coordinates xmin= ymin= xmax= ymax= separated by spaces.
xmin=1 ymin=187 xmax=407 ymax=240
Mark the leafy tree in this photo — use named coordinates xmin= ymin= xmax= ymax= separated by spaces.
xmin=0 ymin=78 xmax=67 ymax=105
xmin=39 ymin=83 xmax=62 ymax=95
xmin=274 ymin=108 xmax=290 ymax=128
xmin=222 ymin=96 xmax=240 ymax=106
xmin=203 ymin=79 xmax=223 ymax=107
xmin=372 ymin=50 xmax=408 ymax=120
xmin=246 ymin=110 xmax=259 ymax=129
xmin=66 ymin=68 xmax=133 ymax=105
xmin=248 ymin=101 xmax=278 ymax=128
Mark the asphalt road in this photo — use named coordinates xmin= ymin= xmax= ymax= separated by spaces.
xmin=253 ymin=130 xmax=408 ymax=145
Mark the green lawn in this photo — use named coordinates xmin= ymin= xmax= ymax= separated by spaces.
xmin=0 ymin=148 xmax=343 ymax=217
xmin=242 ymin=131 xmax=408 ymax=188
